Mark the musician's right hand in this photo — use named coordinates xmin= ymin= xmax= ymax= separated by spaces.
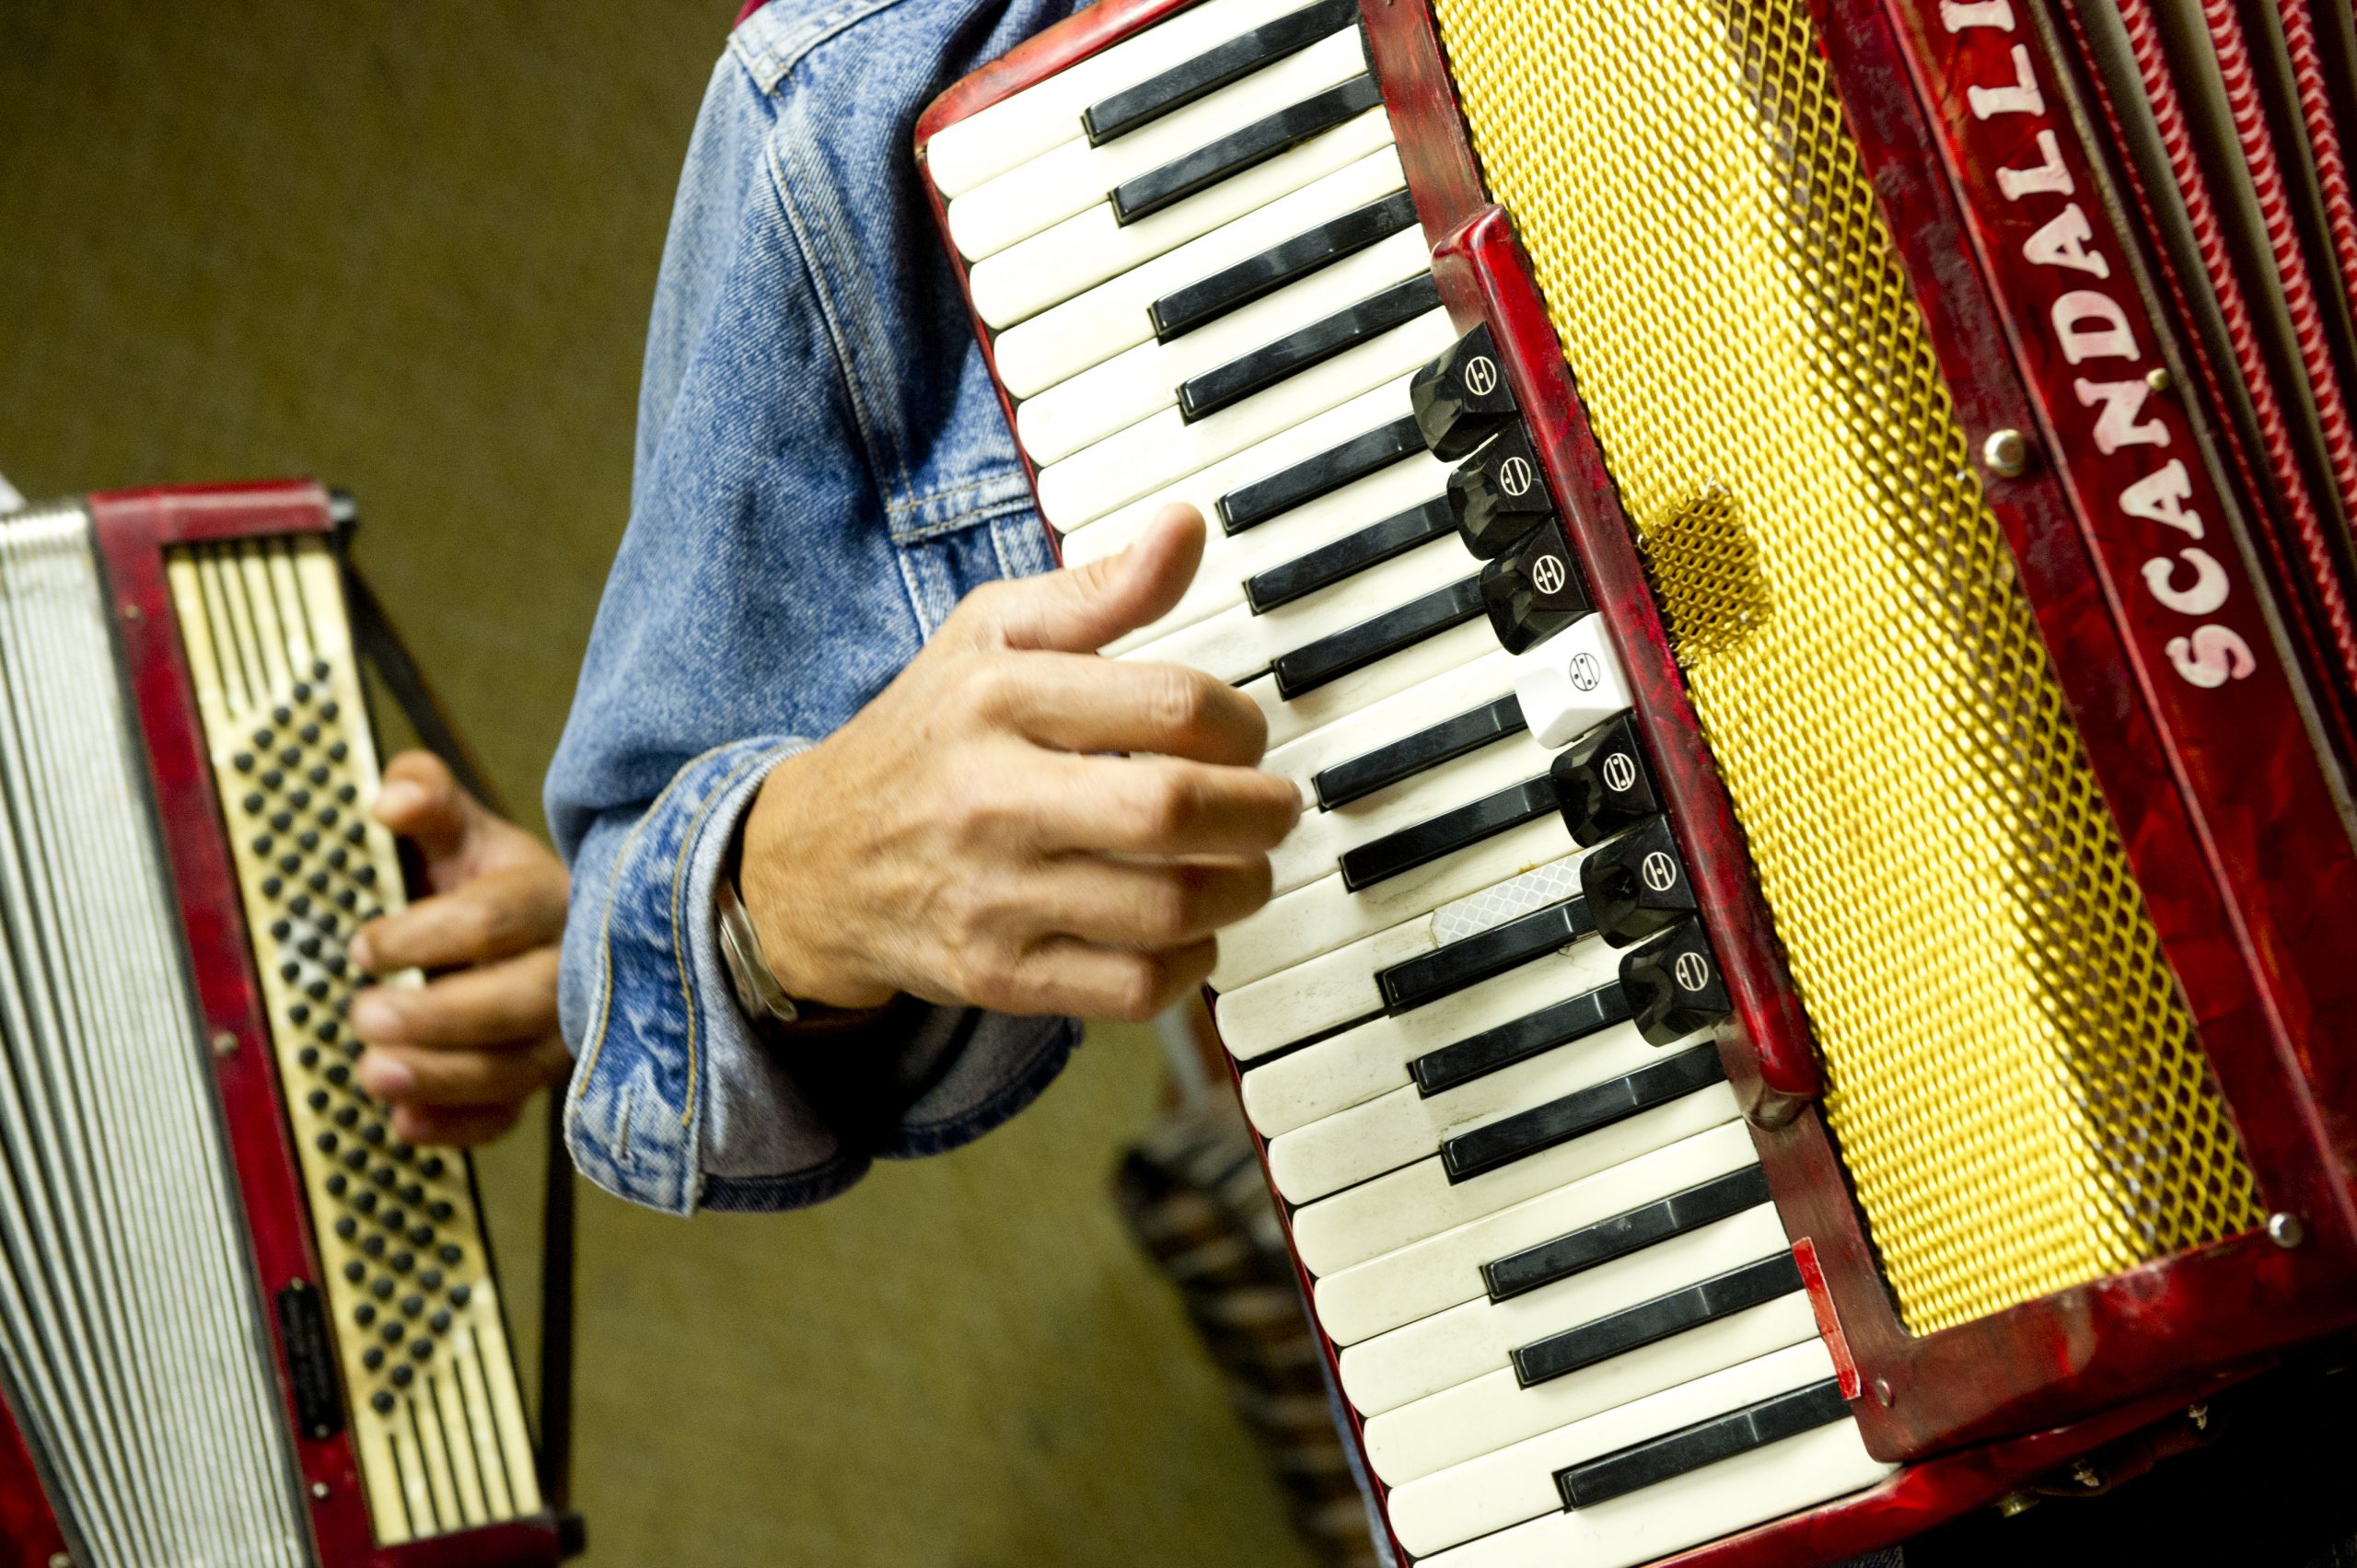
xmin=737 ymin=503 xmax=1300 ymax=1026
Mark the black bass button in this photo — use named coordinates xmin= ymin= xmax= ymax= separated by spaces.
xmin=1410 ymin=323 xmax=1518 ymax=459
xmin=1620 ymin=919 xmax=1733 ymax=1045
xmin=1449 ymin=426 xmax=1552 ymax=559
xmin=1481 ymin=518 xmax=1591 ymax=654
xmin=1579 ymin=817 xmax=1697 ymax=947
xmin=1551 ymin=714 xmax=1660 ymax=847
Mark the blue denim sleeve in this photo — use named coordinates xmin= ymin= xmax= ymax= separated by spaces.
xmin=545 ymin=6 xmax=1081 ymax=1216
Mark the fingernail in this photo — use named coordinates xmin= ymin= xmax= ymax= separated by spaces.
xmin=344 ymin=930 xmax=375 ymax=974
xmin=374 ymin=778 xmax=427 ymax=825
xmin=349 ymin=990 xmax=401 ymax=1043
xmin=356 ymin=1049 xmax=414 ymax=1099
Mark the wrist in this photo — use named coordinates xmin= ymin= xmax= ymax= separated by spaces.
xmin=737 ymin=749 xmax=898 ymax=1013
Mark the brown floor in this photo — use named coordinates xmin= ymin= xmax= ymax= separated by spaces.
xmin=0 ymin=5 xmax=1317 ymax=1563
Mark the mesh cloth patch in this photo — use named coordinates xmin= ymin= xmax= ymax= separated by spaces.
xmin=1429 ymin=0 xmax=2263 ymax=1332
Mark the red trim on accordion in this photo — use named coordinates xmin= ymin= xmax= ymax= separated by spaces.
xmin=0 ymin=1389 xmax=67 ymax=1568
xmin=84 ymin=482 xmax=565 ymax=1568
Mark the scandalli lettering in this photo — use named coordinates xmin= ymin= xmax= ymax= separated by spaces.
xmin=1943 ymin=0 xmax=2257 ymax=688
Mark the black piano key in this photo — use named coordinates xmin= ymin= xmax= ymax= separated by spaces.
xmin=1411 ymin=981 xmax=1635 ymax=1098
xmin=1154 ymin=187 xmax=1420 ymax=342
xmin=1245 ymin=495 xmax=1453 ymax=613
xmin=1272 ymin=574 xmax=1482 ymax=699
xmin=1085 ymin=0 xmax=1359 ymax=146
xmin=1111 ymin=74 xmax=1387 ymax=226
xmin=1552 ymin=714 xmax=1661 ymax=846
xmin=1218 ymin=414 xmax=1426 ymax=533
xmin=1411 ymin=322 xmax=1519 ymax=459
xmin=1441 ymin=1044 xmax=1724 ymax=1183
xmin=1341 ymin=773 xmax=1557 ymax=892
xmin=1512 ymin=1249 xmax=1804 ymax=1388
xmin=1579 ymin=817 xmax=1700 ymax=947
xmin=1621 ymin=919 xmax=1735 ymax=1045
xmin=1482 ymin=1165 xmax=1773 ymax=1302
xmin=1178 ymin=272 xmax=1442 ymax=422
xmin=1556 ymin=1378 xmax=1850 ymax=1510
xmin=1314 ymin=693 xmax=1526 ymax=809
xmin=1380 ymin=895 xmax=1593 ymax=1014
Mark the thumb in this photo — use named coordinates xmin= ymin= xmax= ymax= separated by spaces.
xmin=993 ymin=504 xmax=1203 ymax=653
xmin=374 ymin=750 xmax=492 ymax=878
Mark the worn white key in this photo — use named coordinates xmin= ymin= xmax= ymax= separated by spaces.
xmin=993 ymin=147 xmax=1409 ymax=397
xmin=1250 ymin=614 xmax=1494 ymax=752
xmin=1262 ymin=646 xmax=1522 ymax=796
xmin=970 ymin=108 xmax=1396 ymax=328
xmin=1362 ymin=1291 xmax=1821 ymax=1486
xmin=1387 ymin=1341 xmax=1844 ymax=1557
xmin=1241 ymin=945 xmax=1597 ymax=1135
xmin=1268 ymin=1019 xmax=1664 ymax=1205
xmin=1125 ymin=532 xmax=1473 ymax=688
xmin=925 ymin=0 xmax=1316 ymax=197
xmin=1215 ymin=847 xmax=1585 ymax=1056
xmin=947 ymin=26 xmax=1370 ymax=261
xmin=1289 ymin=1082 xmax=1743 ymax=1277
xmin=1415 ymin=1409 xmax=1891 ymax=1568
xmin=1310 ymin=1121 xmax=1760 ymax=1346
xmin=1016 ymin=226 xmax=1432 ymax=464
xmin=1267 ymin=727 xmax=1554 ymax=899
xmin=1339 ymin=1204 xmax=1791 ymax=1417
xmin=1036 ymin=308 xmax=1452 ymax=529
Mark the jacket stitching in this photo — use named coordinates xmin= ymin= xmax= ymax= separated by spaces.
xmin=890 ymin=487 xmax=1035 ymax=545
xmin=665 ymin=749 xmax=776 ymax=1129
xmin=730 ymin=0 xmax=907 ymax=93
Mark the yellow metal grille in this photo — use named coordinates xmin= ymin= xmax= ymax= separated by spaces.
xmin=1430 ymin=0 xmax=2264 ymax=1332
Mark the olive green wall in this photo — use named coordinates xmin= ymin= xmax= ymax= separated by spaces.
xmin=0 ymin=5 xmax=1313 ymax=1563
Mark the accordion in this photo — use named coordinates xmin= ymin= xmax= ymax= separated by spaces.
xmin=0 ymin=483 xmax=571 ymax=1566
xmin=917 ymin=0 xmax=2357 ymax=1562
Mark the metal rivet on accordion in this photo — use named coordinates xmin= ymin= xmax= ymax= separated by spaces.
xmin=1981 ymin=427 xmax=2031 ymax=478
xmin=2269 ymin=1213 xmax=2307 ymax=1248
xmin=210 ymin=1028 xmax=238 ymax=1057
xmin=309 ymin=1481 xmax=330 ymax=1502
xmin=2146 ymin=366 xmax=2172 ymax=392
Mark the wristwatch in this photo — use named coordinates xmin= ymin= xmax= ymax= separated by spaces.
xmin=715 ymin=873 xmax=804 ymax=1025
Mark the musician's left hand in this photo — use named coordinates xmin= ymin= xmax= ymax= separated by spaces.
xmin=345 ymin=750 xmax=574 ymax=1147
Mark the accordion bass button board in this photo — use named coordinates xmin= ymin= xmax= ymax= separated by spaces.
xmin=0 ymin=483 xmax=566 ymax=1567
xmin=919 ymin=0 xmax=2357 ymax=1563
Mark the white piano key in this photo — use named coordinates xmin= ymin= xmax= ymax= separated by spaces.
xmin=1122 ymin=532 xmax=1472 ymax=688
xmin=993 ymin=147 xmax=1409 ymax=398
xmin=1213 ymin=815 xmax=1575 ymax=992
xmin=1035 ymin=308 xmax=1453 ymax=529
xmin=1361 ymin=1291 xmax=1821 ymax=1487
xmin=1387 ymin=1341 xmax=1843 ymax=1558
xmin=924 ymin=0 xmax=1316 ymax=198
xmin=1309 ymin=1121 xmax=1760 ymax=1347
xmin=947 ymin=26 xmax=1371 ymax=261
xmin=1261 ymin=646 xmax=1523 ymax=796
xmin=1015 ymin=226 xmax=1433 ymax=464
xmin=970 ymin=107 xmax=1396 ymax=329
xmin=1414 ymin=1407 xmax=1891 ymax=1568
xmin=1288 ymin=1082 xmax=1743 ymax=1278
xmin=1214 ymin=846 xmax=1584 ymax=1057
xmin=1268 ymin=1019 xmax=1663 ymax=1205
xmin=1251 ymin=613 xmax=1494 ymax=752
xmin=1338 ymin=1205 xmax=1792 ymax=1417
xmin=1240 ymin=943 xmax=1605 ymax=1136
xmin=1268 ymin=726 xmax=1554 ymax=898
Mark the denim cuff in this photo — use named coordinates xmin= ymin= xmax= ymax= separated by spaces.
xmin=560 ymin=736 xmax=1082 ymax=1214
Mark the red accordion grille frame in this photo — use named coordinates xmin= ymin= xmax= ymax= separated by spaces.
xmin=0 ymin=482 xmax=568 ymax=1568
xmin=912 ymin=0 xmax=2357 ymax=1555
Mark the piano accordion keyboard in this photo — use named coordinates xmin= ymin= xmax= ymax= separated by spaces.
xmin=168 ymin=536 xmax=541 ymax=1546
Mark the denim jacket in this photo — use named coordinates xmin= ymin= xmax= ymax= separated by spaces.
xmin=544 ymin=0 xmax=1083 ymax=1214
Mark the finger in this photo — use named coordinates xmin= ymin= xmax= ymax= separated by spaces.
xmin=347 ymin=948 xmax=561 ymax=1051
xmin=978 ymin=505 xmax=1204 ymax=654
xmin=991 ymin=935 xmax=1219 ymax=1023
xmin=374 ymin=749 xmax=489 ymax=864
xmin=1028 ymin=855 xmax=1272 ymax=948
xmin=348 ymin=865 xmax=570 ymax=975
xmin=390 ymin=1102 xmax=525 ymax=1149
xmin=1031 ymin=754 xmax=1300 ymax=856
xmin=978 ymin=652 xmax=1267 ymax=763
xmin=356 ymin=1034 xmax=573 ymax=1111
